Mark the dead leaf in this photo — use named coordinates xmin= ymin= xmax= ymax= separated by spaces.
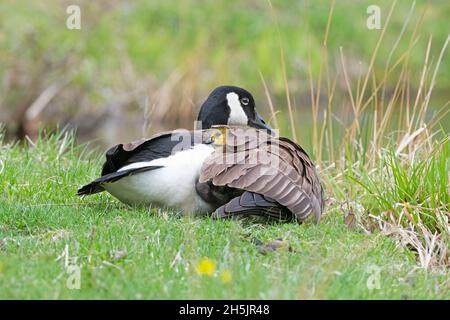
xmin=0 ymin=239 xmax=6 ymax=251
xmin=254 ymin=238 xmax=293 ymax=255
xmin=111 ymin=248 xmax=127 ymax=261
xmin=88 ymin=227 xmax=96 ymax=239
xmin=50 ymin=230 xmax=68 ymax=242
xmin=344 ymin=210 xmax=356 ymax=227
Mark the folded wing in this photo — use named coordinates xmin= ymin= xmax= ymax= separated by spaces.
xmin=199 ymin=128 xmax=324 ymax=222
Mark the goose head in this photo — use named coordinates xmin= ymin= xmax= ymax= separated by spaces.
xmin=197 ymin=86 xmax=273 ymax=134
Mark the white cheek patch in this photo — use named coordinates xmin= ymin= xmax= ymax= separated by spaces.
xmin=226 ymin=92 xmax=248 ymax=125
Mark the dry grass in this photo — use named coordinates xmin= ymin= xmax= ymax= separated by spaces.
xmin=373 ymin=214 xmax=448 ymax=270
xmin=266 ymin=1 xmax=449 ymax=270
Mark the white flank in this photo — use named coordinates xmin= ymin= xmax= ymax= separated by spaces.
xmin=226 ymin=92 xmax=248 ymax=125
xmin=103 ymin=144 xmax=215 ymax=214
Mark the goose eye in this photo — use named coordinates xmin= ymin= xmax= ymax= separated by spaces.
xmin=240 ymin=97 xmax=250 ymax=105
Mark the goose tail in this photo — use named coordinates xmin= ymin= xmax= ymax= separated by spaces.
xmin=77 ymin=165 xmax=163 ymax=196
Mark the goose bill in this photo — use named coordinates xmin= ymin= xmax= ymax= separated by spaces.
xmin=248 ymin=113 xmax=274 ymax=135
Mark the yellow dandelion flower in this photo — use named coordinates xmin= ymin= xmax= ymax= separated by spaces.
xmin=196 ymin=258 xmax=216 ymax=276
xmin=220 ymin=270 xmax=232 ymax=283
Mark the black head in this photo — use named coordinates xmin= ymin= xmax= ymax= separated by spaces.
xmin=197 ymin=85 xmax=272 ymax=133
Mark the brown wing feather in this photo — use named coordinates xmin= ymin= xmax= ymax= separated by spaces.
xmin=199 ymin=127 xmax=324 ymax=222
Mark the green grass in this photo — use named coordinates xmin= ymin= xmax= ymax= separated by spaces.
xmin=0 ymin=133 xmax=448 ymax=299
xmin=349 ymin=139 xmax=449 ymax=232
xmin=0 ymin=0 xmax=449 ymax=299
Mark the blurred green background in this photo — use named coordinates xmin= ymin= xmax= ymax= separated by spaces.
xmin=0 ymin=0 xmax=448 ymax=148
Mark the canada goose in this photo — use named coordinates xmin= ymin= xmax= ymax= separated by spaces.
xmin=77 ymin=86 xmax=272 ymax=214
xmin=78 ymin=87 xmax=324 ymax=222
